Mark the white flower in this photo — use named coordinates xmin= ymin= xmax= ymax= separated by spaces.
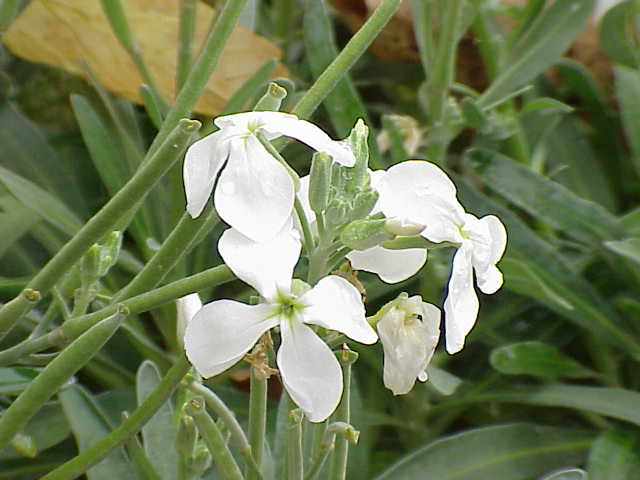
xmin=376 ymin=294 xmax=440 ymax=395
xmin=183 ymin=226 xmax=377 ymax=422
xmin=176 ymin=293 xmax=202 ymax=349
xmin=183 ymin=111 xmax=355 ymax=242
xmin=345 ymin=161 xmax=507 ymax=354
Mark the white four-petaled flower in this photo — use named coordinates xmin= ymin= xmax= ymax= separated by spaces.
xmin=183 ymin=226 xmax=377 ymax=422
xmin=183 ymin=112 xmax=355 ymax=242
xmin=342 ymin=161 xmax=507 ymax=354
xmin=376 ymin=294 xmax=440 ymax=395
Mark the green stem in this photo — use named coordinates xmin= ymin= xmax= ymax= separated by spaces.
xmin=295 ymin=198 xmax=316 ymax=254
xmin=306 ymin=422 xmax=356 ymax=480
xmin=287 ymin=407 xmax=304 ymax=480
xmin=0 ymin=265 xmax=235 ymax=365
xmin=187 ymin=396 xmax=244 ymax=480
xmin=247 ymin=369 xmax=267 ymax=480
xmin=0 ymin=308 xmax=127 ymax=450
xmin=177 ymin=0 xmax=197 ymax=92
xmin=149 ymin=0 xmax=249 ymax=156
xmin=291 ymin=0 xmax=401 ymax=119
xmin=124 ymin=430 xmax=164 ymax=480
xmin=188 ymin=382 xmax=262 ymax=476
xmin=410 ymin=0 xmax=435 ymax=76
xmin=113 ymin=208 xmax=219 ymax=302
xmin=0 ymin=119 xmax=200 ymax=340
xmin=41 ymin=355 xmax=191 ymax=480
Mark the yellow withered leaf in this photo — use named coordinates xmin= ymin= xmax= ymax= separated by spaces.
xmin=4 ymin=0 xmax=288 ymax=115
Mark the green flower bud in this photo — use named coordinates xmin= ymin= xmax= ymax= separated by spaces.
xmin=344 ymin=119 xmax=370 ymax=192
xmin=308 ymin=152 xmax=332 ymax=214
xmin=254 ymin=82 xmax=287 ymax=111
xmin=98 ymin=231 xmax=122 ymax=277
xmin=384 ymin=218 xmax=425 ymax=236
xmin=325 ymin=198 xmax=349 ymax=226
xmin=80 ymin=245 xmax=101 ymax=288
xmin=10 ymin=433 xmax=36 ymax=458
xmin=176 ymin=415 xmax=198 ymax=458
xmin=331 ymin=162 xmax=346 ymax=194
xmin=348 ymin=188 xmax=379 ymax=221
xmin=187 ymin=446 xmax=212 ymax=477
xmin=340 ymin=219 xmax=394 ymax=251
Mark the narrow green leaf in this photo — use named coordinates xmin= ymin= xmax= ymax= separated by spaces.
xmin=467 ymin=148 xmax=623 ymax=244
xmin=540 ymin=468 xmax=587 ymax=480
xmin=490 ymin=341 xmax=595 ymax=379
xmin=599 ymin=0 xmax=640 ymax=68
xmin=0 ymin=367 xmax=41 ymax=396
xmin=0 ymin=195 xmax=41 ymax=259
xmin=0 ymin=166 xmax=82 ymax=236
xmin=587 ymin=429 xmax=640 ymax=480
xmin=140 ymin=84 xmax=164 ymax=130
xmin=136 ymin=360 xmax=178 ymax=480
xmin=59 ymin=386 xmax=138 ymax=479
xmin=521 ymin=97 xmax=574 ymax=116
xmin=478 ymin=0 xmax=594 ymax=108
xmin=424 ymin=366 xmax=463 ymax=396
xmin=375 ymin=424 xmax=591 ymax=480
xmin=615 ymin=65 xmax=640 ymax=175
xmin=604 ymin=238 xmax=640 ymax=266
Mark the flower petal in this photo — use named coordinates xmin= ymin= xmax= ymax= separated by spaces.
xmin=347 ymin=246 xmax=427 ymax=283
xmin=184 ymin=300 xmax=277 ymax=378
xmin=218 ymin=226 xmax=301 ymax=300
xmin=277 ymin=319 xmax=343 ymax=422
xmin=300 ymin=276 xmax=377 ymax=344
xmin=214 ymin=111 xmax=298 ymax=135
xmin=183 ymin=131 xmax=230 ymax=218
xmin=377 ymin=161 xmax=465 ymax=243
xmin=470 ymin=215 xmax=507 ymax=294
xmin=176 ymin=293 xmax=202 ymax=346
xmin=214 ymin=135 xmax=294 ymax=242
xmin=259 ymin=115 xmax=355 ymax=166
xmin=444 ymin=246 xmax=479 ymax=354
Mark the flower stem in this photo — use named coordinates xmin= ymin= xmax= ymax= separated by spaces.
xmin=0 ymin=307 xmax=128 ymax=450
xmin=287 ymin=407 xmax=304 ymax=480
xmin=187 ymin=396 xmax=244 ymax=480
xmin=291 ymin=0 xmax=402 ymax=119
xmin=188 ymin=382 xmax=262 ymax=477
xmin=0 ymin=119 xmax=200 ymax=340
xmin=247 ymin=369 xmax=267 ymax=480
xmin=41 ymin=355 xmax=191 ymax=480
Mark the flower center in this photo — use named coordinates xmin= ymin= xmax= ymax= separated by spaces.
xmin=272 ymin=290 xmax=306 ymax=320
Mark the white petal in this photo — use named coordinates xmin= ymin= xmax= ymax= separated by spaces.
xmin=377 ymin=161 xmax=466 ymax=242
xmin=214 ymin=136 xmax=295 ymax=242
xmin=183 ymin=131 xmax=230 ymax=218
xmin=218 ymin=226 xmax=301 ymax=300
xmin=300 ymin=276 xmax=377 ymax=344
xmin=176 ymin=293 xmax=202 ymax=345
xmin=444 ymin=246 xmax=479 ymax=354
xmin=347 ymin=246 xmax=427 ymax=283
xmin=184 ymin=301 xmax=277 ymax=378
xmin=470 ymin=215 xmax=507 ymax=294
xmin=377 ymin=299 xmax=440 ymax=395
xmin=296 ymin=175 xmax=316 ymax=223
xmin=214 ymin=111 xmax=298 ymax=134
xmin=277 ymin=319 xmax=343 ymax=422
xmin=476 ymin=265 xmax=503 ymax=295
xmin=260 ymin=115 xmax=355 ymax=166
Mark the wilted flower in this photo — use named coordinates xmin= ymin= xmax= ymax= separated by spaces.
xmin=183 ymin=111 xmax=354 ymax=242
xmin=376 ymin=293 xmax=440 ymax=395
xmin=184 ymin=226 xmax=377 ymax=422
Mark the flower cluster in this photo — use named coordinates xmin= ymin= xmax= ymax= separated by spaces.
xmin=181 ymin=111 xmax=506 ymax=420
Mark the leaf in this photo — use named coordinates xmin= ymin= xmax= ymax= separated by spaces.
xmin=587 ymin=429 xmax=640 ymax=479
xmin=0 ymin=195 xmax=40 ymax=259
xmin=59 ymin=385 xmax=138 ymax=480
xmin=136 ymin=360 xmax=178 ymax=480
xmin=0 ymin=367 xmax=41 ymax=396
xmin=604 ymin=238 xmax=640 ymax=266
xmin=374 ymin=423 xmax=592 ymax=480
xmin=490 ymin=341 xmax=595 ymax=379
xmin=521 ymin=97 xmax=574 ymax=116
xmin=0 ymin=166 xmax=82 ymax=236
xmin=614 ymin=65 xmax=640 ymax=175
xmin=599 ymin=0 xmax=640 ymax=68
xmin=467 ymin=148 xmax=623 ymax=245
xmin=4 ymin=0 xmax=288 ymax=116
xmin=540 ymin=468 xmax=587 ymax=480
xmin=424 ymin=366 xmax=463 ymax=396
xmin=478 ymin=0 xmax=594 ymax=108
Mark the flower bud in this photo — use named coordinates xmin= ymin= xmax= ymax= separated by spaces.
xmin=80 ymin=245 xmax=101 ymax=289
xmin=187 ymin=446 xmax=212 ymax=477
xmin=98 ymin=231 xmax=122 ymax=277
xmin=176 ymin=293 xmax=203 ymax=349
xmin=254 ymin=82 xmax=287 ymax=111
xmin=348 ymin=188 xmax=379 ymax=221
xmin=340 ymin=219 xmax=393 ymax=251
xmin=308 ymin=152 xmax=332 ymax=214
xmin=325 ymin=198 xmax=349 ymax=226
xmin=374 ymin=293 xmax=441 ymax=395
xmin=384 ymin=218 xmax=425 ymax=236
xmin=345 ymin=119 xmax=370 ymax=192
xmin=175 ymin=415 xmax=197 ymax=458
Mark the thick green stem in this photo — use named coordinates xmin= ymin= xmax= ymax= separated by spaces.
xmin=187 ymin=396 xmax=244 ymax=480
xmin=291 ymin=0 xmax=401 ymax=119
xmin=0 ymin=119 xmax=200 ymax=339
xmin=247 ymin=369 xmax=267 ymax=480
xmin=177 ymin=0 xmax=197 ymax=92
xmin=149 ymin=0 xmax=249 ymax=156
xmin=41 ymin=355 xmax=191 ymax=480
xmin=306 ymin=422 xmax=356 ymax=480
xmin=188 ymin=382 xmax=261 ymax=476
xmin=0 ymin=308 xmax=127 ymax=450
